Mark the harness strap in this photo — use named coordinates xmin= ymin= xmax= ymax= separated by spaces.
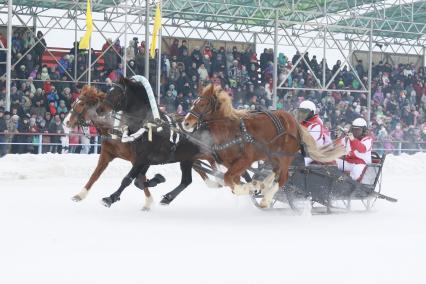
xmin=212 ymin=119 xmax=255 ymax=152
xmin=258 ymin=110 xmax=285 ymax=136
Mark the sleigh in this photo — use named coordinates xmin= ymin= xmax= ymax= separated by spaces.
xmin=194 ymin=152 xmax=397 ymax=214
xmin=250 ymin=152 xmax=397 ymax=213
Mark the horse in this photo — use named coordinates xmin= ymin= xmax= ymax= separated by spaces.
xmin=182 ymin=84 xmax=345 ymax=208
xmin=99 ymin=75 xmax=220 ymax=207
xmin=62 ymin=85 xmax=161 ymax=210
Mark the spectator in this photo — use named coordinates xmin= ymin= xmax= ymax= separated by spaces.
xmin=0 ymin=108 xmax=7 ymax=156
xmin=34 ymin=31 xmax=46 ymax=66
xmin=170 ymin=39 xmax=179 ymax=57
xmin=48 ymin=114 xmax=64 ymax=153
xmin=178 ymin=40 xmax=188 ymax=57
xmin=57 ymin=100 xmax=68 ymax=114
xmin=198 ymin=63 xmax=209 ymax=82
xmin=16 ymin=114 xmax=31 ymax=153
xmin=6 ymin=114 xmax=18 ymax=154
xmin=126 ymin=40 xmax=136 ymax=62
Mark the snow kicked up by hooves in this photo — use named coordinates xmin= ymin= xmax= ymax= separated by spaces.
xmin=0 ymin=153 xmax=425 ymax=284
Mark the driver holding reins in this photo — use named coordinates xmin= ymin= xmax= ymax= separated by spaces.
xmin=296 ymin=100 xmax=332 ymax=165
xmin=336 ymin=117 xmax=373 ymax=181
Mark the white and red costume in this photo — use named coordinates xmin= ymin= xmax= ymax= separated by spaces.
xmin=302 ymin=114 xmax=332 ymax=165
xmin=337 ymin=135 xmax=373 ymax=181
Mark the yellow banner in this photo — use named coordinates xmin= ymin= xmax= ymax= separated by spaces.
xmin=150 ymin=3 xmax=162 ymax=58
xmin=79 ymin=0 xmax=93 ymax=49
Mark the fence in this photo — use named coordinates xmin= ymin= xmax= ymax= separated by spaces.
xmin=0 ymin=132 xmax=425 ymax=156
xmin=0 ymin=132 xmax=100 ymax=155
xmin=372 ymin=141 xmax=426 ymax=155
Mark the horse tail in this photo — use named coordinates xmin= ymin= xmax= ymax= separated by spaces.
xmin=296 ymin=123 xmax=345 ymax=163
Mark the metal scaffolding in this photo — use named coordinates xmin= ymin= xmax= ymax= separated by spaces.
xmin=0 ymin=0 xmax=425 ymax=121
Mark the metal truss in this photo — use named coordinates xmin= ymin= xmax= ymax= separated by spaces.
xmin=0 ymin=0 xmax=425 ymax=116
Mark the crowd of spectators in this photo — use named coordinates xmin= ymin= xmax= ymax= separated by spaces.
xmin=0 ymin=31 xmax=425 ymax=157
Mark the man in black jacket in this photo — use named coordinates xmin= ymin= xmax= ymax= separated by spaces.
xmin=0 ymin=108 xmax=7 ymax=156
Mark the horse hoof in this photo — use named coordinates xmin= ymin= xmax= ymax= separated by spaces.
xmin=71 ymin=195 xmax=82 ymax=202
xmin=101 ymin=197 xmax=113 ymax=208
xmin=141 ymin=206 xmax=151 ymax=211
xmin=259 ymin=199 xmax=270 ymax=209
xmin=160 ymin=194 xmax=173 ymax=205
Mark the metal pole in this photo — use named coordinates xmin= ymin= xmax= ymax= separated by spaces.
xmin=367 ymin=21 xmax=373 ymax=126
xmin=322 ymin=27 xmax=326 ymax=88
xmin=74 ymin=5 xmax=78 ymax=82
xmin=87 ymin=44 xmax=91 ymax=85
xmin=6 ymin=0 xmax=12 ymax=111
xmin=38 ymin=134 xmax=42 ymax=154
xmin=144 ymin=0 xmax=150 ymax=78
xmin=87 ymin=1 xmax=92 ymax=86
xmin=156 ymin=0 xmax=162 ymax=105
xmin=272 ymin=12 xmax=278 ymax=109
xmin=32 ymin=12 xmax=36 ymax=32
xmin=322 ymin=1 xmax=326 ymax=89
xmin=123 ymin=3 xmax=128 ymax=77
xmin=94 ymin=136 xmax=98 ymax=154
xmin=253 ymin=32 xmax=257 ymax=53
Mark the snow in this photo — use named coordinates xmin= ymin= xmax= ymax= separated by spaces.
xmin=0 ymin=153 xmax=425 ymax=284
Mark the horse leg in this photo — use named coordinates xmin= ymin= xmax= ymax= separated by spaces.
xmin=72 ymin=150 xmax=113 ymax=202
xmin=134 ymin=172 xmax=166 ymax=210
xmin=160 ymin=160 xmax=193 ymax=205
xmin=260 ymin=158 xmax=291 ymax=208
xmin=134 ymin=174 xmax=153 ymax=211
xmin=101 ymin=164 xmax=149 ymax=208
xmin=224 ymin=158 xmax=254 ymax=195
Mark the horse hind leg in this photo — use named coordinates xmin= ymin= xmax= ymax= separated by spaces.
xmin=160 ymin=161 xmax=193 ymax=205
xmin=259 ymin=173 xmax=280 ymax=208
xmin=259 ymin=159 xmax=291 ymax=208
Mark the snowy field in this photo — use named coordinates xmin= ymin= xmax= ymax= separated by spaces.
xmin=0 ymin=153 xmax=425 ymax=284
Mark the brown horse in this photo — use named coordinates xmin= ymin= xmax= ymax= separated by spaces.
xmin=64 ymin=85 xmax=216 ymax=209
xmin=182 ymin=84 xmax=345 ymax=208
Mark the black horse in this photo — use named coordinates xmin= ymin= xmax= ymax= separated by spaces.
xmin=101 ymin=76 xmax=216 ymax=207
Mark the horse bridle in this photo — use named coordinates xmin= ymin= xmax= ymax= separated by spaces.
xmin=104 ymin=83 xmax=127 ymax=111
xmin=188 ymin=96 xmax=218 ymax=126
xmin=70 ymin=98 xmax=91 ymax=127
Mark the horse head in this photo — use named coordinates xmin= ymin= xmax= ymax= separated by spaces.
xmin=105 ymin=76 xmax=161 ymax=129
xmin=63 ymin=85 xmax=108 ymax=130
xmin=183 ymin=84 xmax=245 ymax=132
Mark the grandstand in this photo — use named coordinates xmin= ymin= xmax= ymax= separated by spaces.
xmin=0 ymin=0 xmax=425 ymax=155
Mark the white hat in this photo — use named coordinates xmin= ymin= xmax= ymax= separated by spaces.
xmin=299 ymin=100 xmax=316 ymax=113
xmin=352 ymin=117 xmax=367 ymax=127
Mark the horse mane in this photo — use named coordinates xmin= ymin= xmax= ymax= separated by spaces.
xmin=203 ymin=84 xmax=247 ymax=120
xmin=79 ymin=85 xmax=106 ymax=106
xmin=121 ymin=76 xmax=150 ymax=108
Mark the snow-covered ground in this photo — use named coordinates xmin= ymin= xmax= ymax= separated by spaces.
xmin=0 ymin=153 xmax=425 ymax=284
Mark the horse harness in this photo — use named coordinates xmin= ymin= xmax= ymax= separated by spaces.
xmin=210 ymin=110 xmax=294 ymax=163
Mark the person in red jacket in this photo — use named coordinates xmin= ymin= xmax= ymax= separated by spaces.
xmin=337 ymin=117 xmax=373 ymax=181
xmin=297 ymin=100 xmax=331 ymax=165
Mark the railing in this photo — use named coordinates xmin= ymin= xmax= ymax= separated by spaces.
xmin=0 ymin=132 xmax=100 ymax=155
xmin=372 ymin=141 xmax=426 ymax=155
xmin=0 ymin=132 xmax=425 ymax=156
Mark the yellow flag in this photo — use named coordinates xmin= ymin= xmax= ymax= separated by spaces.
xmin=150 ymin=3 xmax=162 ymax=58
xmin=79 ymin=0 xmax=93 ymax=49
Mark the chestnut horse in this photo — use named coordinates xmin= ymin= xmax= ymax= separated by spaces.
xmin=182 ymin=84 xmax=345 ymax=208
